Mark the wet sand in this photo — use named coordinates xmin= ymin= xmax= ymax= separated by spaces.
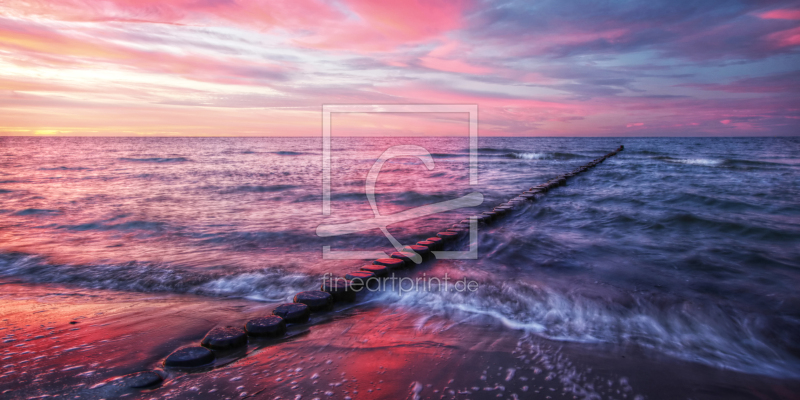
xmin=1 ymin=279 xmax=798 ymax=399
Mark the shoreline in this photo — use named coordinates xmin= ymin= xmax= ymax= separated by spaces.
xmin=2 ymin=279 xmax=798 ymax=399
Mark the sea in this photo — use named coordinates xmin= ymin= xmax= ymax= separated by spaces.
xmin=1 ymin=136 xmax=799 ymax=397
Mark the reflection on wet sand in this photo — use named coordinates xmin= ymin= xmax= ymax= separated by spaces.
xmin=2 ymin=280 xmax=798 ymax=399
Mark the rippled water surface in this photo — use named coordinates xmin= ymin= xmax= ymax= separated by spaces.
xmin=1 ymin=136 xmax=799 ymax=378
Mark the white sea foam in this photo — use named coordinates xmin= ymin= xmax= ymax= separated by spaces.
xmin=671 ymin=158 xmax=722 ymax=166
xmin=376 ymin=278 xmax=800 ymax=379
xmin=510 ymin=152 xmax=547 ymax=160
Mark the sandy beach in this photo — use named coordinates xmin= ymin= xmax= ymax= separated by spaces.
xmin=3 ymin=277 xmax=798 ymax=400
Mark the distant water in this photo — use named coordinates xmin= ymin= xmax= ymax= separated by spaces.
xmin=1 ymin=136 xmax=799 ymax=378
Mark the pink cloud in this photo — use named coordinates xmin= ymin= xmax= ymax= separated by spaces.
xmin=291 ymin=1 xmax=472 ymax=52
xmin=682 ymin=71 xmax=800 ymax=93
xmin=378 ymin=83 xmax=581 ymax=111
xmin=759 ymin=9 xmax=800 ymax=20
xmin=345 ymin=0 xmax=470 ymax=42
xmin=765 ymin=26 xmax=800 ymax=48
xmin=372 ymin=83 xmax=598 ymax=135
xmin=0 ymin=18 xmax=291 ymax=85
xmin=426 ymin=40 xmax=463 ymax=58
xmin=4 ymin=0 xmax=473 ymax=52
xmin=1 ymin=0 xmax=343 ymax=28
xmin=415 ymin=39 xmax=492 ymax=74
xmin=418 ymin=57 xmax=493 ymax=74
xmin=0 ymin=77 xmax=91 ymax=92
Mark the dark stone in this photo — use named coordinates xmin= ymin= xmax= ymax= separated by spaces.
xmin=201 ymin=326 xmax=247 ymax=350
xmin=446 ymin=228 xmax=466 ymax=236
xmin=416 ymin=240 xmax=436 ymax=250
xmin=451 ymin=223 xmax=470 ymax=230
xmin=492 ymin=207 xmax=508 ymax=215
xmin=345 ymin=271 xmax=376 ymax=290
xmin=425 ymin=237 xmax=443 ymax=249
xmin=437 ymin=231 xmax=460 ymax=240
xmin=346 ymin=271 xmax=374 ymax=280
xmin=273 ymin=303 xmax=310 ymax=323
xmin=116 ymin=370 xmax=163 ymax=388
xmin=361 ymin=264 xmax=389 ymax=277
xmin=373 ymin=258 xmax=404 ymax=270
xmin=245 ymin=316 xmax=286 ymax=337
xmin=164 ymin=346 xmax=215 ymax=368
xmin=406 ymin=244 xmax=431 ymax=256
xmin=321 ymin=279 xmax=357 ymax=302
xmin=481 ymin=211 xmax=497 ymax=221
xmin=390 ymin=251 xmax=418 ymax=265
xmin=293 ymin=291 xmax=333 ymax=311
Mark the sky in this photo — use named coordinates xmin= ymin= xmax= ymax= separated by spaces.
xmin=1 ymin=0 xmax=799 ymax=137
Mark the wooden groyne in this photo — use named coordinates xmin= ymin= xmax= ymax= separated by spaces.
xmin=111 ymin=145 xmax=625 ymax=388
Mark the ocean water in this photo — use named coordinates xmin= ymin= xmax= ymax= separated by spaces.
xmin=1 ymin=136 xmax=799 ymax=378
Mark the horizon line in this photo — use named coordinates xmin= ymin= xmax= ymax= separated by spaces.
xmin=1 ymin=135 xmax=798 ymax=139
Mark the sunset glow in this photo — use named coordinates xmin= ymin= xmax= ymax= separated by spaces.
xmin=1 ymin=1 xmax=799 ymax=136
